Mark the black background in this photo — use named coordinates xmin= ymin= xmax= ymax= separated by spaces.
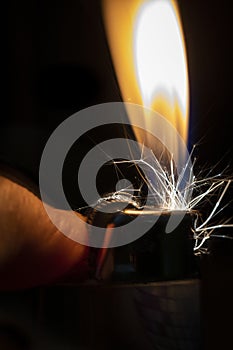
xmin=3 ymin=0 xmax=233 ymax=177
xmin=2 ymin=0 xmax=233 ymax=349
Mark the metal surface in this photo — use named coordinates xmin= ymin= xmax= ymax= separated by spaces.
xmin=95 ymin=209 xmax=199 ymax=282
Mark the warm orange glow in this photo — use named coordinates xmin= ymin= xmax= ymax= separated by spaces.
xmin=102 ymin=0 xmax=189 ymax=143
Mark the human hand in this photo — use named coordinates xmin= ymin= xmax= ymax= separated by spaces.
xmin=0 ymin=173 xmax=89 ymax=290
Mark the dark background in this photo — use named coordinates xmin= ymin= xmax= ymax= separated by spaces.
xmin=2 ymin=0 xmax=233 ymax=349
xmin=3 ymin=0 xmax=233 ymax=177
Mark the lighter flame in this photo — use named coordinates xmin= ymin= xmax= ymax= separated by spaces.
xmin=101 ymin=0 xmax=233 ymax=251
xmin=102 ymin=0 xmax=189 ymax=142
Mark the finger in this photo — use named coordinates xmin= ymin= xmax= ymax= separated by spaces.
xmin=0 ymin=175 xmax=89 ymax=290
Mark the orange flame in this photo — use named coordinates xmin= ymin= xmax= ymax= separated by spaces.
xmin=102 ymin=0 xmax=189 ymax=144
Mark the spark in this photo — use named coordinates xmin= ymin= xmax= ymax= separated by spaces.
xmin=112 ymin=147 xmax=233 ymax=253
xmin=76 ymin=145 xmax=232 ymax=254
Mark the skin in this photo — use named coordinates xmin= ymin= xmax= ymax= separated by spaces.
xmin=0 ymin=174 xmax=89 ymax=290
